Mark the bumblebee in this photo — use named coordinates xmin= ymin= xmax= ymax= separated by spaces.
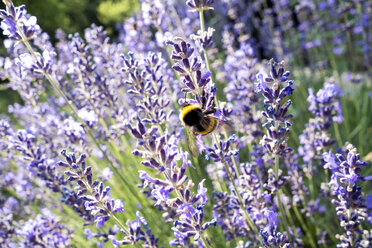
xmin=180 ymin=102 xmax=220 ymax=156
xmin=180 ymin=103 xmax=218 ymax=135
xmin=180 ymin=88 xmax=231 ymax=156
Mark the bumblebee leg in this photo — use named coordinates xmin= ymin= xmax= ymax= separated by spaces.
xmin=191 ymin=125 xmax=199 ymax=135
xmin=203 ymin=109 xmax=216 ymax=115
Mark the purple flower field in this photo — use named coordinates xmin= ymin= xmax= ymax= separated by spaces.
xmin=0 ymin=0 xmax=371 ymax=247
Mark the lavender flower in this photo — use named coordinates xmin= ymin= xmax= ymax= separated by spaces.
xmin=284 ymin=154 xmax=309 ymax=207
xmin=0 ymin=0 xmax=371 ymax=247
xmin=0 ymin=0 xmax=40 ymax=41
xmin=299 ymin=80 xmax=343 ymax=173
xmin=325 ymin=144 xmax=370 ymax=247
xmin=121 ymin=47 xmax=214 ymax=246
xmin=168 ymin=27 xmax=279 ymax=245
xmin=0 ymin=200 xmax=16 ymax=247
xmin=58 ymin=150 xmax=119 ymax=227
xmin=110 ymin=212 xmax=159 ymax=248
xmin=259 ymin=210 xmax=290 ymax=248
xmin=168 ymin=38 xmax=212 ymax=99
xmin=16 ymin=208 xmax=72 ymax=248
xmin=307 ymin=81 xmax=343 ymax=125
xmin=58 ymin=149 xmax=158 ymax=247
xmin=130 ymin=119 xmax=215 ymax=246
xmin=16 ymin=49 xmax=56 ymax=74
xmin=256 ymin=59 xmax=294 ymax=158
xmin=222 ymin=43 xmax=263 ymax=146
xmin=263 ymin=168 xmax=289 ymax=195
xmin=211 ymin=160 xmax=290 ymax=246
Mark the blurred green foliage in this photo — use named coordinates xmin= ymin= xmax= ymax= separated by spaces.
xmin=13 ymin=0 xmax=138 ymax=37
xmin=15 ymin=0 xmax=101 ymax=37
xmin=97 ymin=0 xmax=139 ymax=34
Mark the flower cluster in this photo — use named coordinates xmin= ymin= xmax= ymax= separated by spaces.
xmin=222 ymin=43 xmax=263 ymax=146
xmin=299 ymin=80 xmax=343 ymax=174
xmin=324 ymin=144 xmax=370 ymax=247
xmin=0 ymin=196 xmax=73 ymax=247
xmin=58 ymin=151 xmax=123 ymax=227
xmin=130 ymin=119 xmax=216 ymax=246
xmin=121 ymin=47 xmax=215 ymax=246
xmin=169 ymin=38 xmax=213 ymax=101
xmin=259 ymin=210 xmax=290 ymax=248
xmin=16 ymin=208 xmax=73 ymax=247
xmin=58 ymin=149 xmax=158 ymax=247
xmin=0 ymin=0 xmax=40 ymax=41
xmin=255 ymin=59 xmax=294 ymax=158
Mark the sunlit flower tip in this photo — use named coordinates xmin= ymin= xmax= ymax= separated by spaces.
xmin=2 ymin=0 xmax=12 ymax=7
xmin=63 ymin=118 xmax=86 ymax=140
xmin=255 ymin=72 xmax=268 ymax=93
xmin=78 ymin=108 xmax=98 ymax=128
xmin=191 ymin=27 xmax=215 ymax=50
xmin=136 ymin=211 xmax=147 ymax=226
xmin=16 ymin=53 xmax=34 ymax=70
xmin=322 ymin=151 xmax=338 ymax=170
xmin=113 ymin=199 xmax=125 ymax=213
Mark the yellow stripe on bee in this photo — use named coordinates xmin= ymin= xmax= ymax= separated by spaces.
xmin=179 ymin=104 xmax=200 ymax=122
xmin=196 ymin=117 xmax=217 ymax=135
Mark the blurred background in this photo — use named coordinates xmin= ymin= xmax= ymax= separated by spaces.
xmin=0 ymin=0 xmax=139 ymax=113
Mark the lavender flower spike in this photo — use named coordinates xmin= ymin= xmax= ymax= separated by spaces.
xmin=259 ymin=210 xmax=290 ymax=248
xmin=0 ymin=0 xmax=40 ymax=41
xmin=58 ymin=149 xmax=159 ymax=247
xmin=325 ymin=144 xmax=370 ymax=247
xmin=256 ymin=59 xmax=294 ymax=158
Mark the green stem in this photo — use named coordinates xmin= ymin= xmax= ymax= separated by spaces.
xmin=307 ymin=161 xmax=315 ymax=200
xmin=284 ymin=206 xmax=299 ymax=241
xmin=293 ymin=204 xmax=317 ymax=248
xmin=274 ymin=154 xmax=280 ymax=182
xmin=198 ymin=7 xmax=246 ymax=182
xmin=333 ymin=123 xmax=343 ymax=148
xmin=198 ymin=6 xmax=218 ymax=109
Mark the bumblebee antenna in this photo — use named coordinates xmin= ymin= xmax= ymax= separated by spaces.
xmin=183 ymin=92 xmax=187 ymax=103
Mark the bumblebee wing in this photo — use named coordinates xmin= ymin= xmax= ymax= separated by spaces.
xmin=185 ymin=126 xmax=200 ymax=157
xmin=220 ymin=119 xmax=234 ymax=133
xmin=199 ymin=116 xmax=234 ymax=134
